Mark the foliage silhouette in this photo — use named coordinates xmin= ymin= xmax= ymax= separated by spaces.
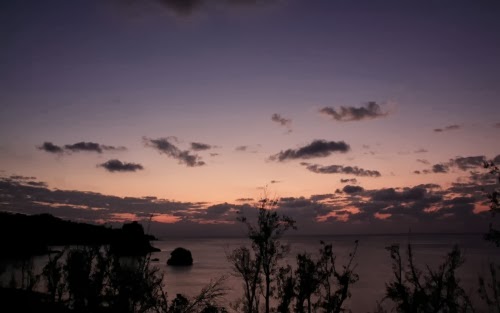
xmin=230 ymin=197 xmax=296 ymax=313
xmin=229 ymin=197 xmax=359 ymax=313
xmin=376 ymin=243 xmax=474 ymax=313
xmin=478 ymin=159 xmax=500 ymax=313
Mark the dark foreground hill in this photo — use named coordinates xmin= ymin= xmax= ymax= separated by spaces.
xmin=0 ymin=212 xmax=159 ymax=257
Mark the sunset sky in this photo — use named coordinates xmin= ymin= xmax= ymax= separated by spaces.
xmin=1 ymin=0 xmax=499 ymax=236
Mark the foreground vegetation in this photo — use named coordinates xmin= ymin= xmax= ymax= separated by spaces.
xmin=1 ymin=160 xmax=499 ymax=313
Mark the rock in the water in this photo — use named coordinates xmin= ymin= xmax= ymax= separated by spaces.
xmin=167 ymin=247 xmax=193 ymax=266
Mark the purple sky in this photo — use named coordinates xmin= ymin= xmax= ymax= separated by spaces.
xmin=1 ymin=0 xmax=499 ymax=236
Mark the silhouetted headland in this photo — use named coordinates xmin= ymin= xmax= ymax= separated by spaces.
xmin=0 ymin=212 xmax=159 ymax=258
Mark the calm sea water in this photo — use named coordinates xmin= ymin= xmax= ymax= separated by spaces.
xmin=152 ymin=234 xmax=500 ymax=312
xmin=2 ymin=234 xmax=499 ymax=312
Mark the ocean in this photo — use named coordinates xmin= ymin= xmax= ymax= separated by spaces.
xmin=2 ymin=234 xmax=499 ymax=312
xmin=152 ymin=234 xmax=500 ymax=312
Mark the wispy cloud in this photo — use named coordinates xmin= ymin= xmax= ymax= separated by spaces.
xmin=144 ymin=137 xmax=205 ymax=167
xmin=301 ymin=162 xmax=381 ymax=177
xmin=434 ymin=124 xmax=461 ymax=132
xmin=269 ymin=140 xmax=350 ymax=162
xmin=98 ymin=159 xmax=144 ymax=173
xmin=319 ymin=101 xmax=388 ymax=122
xmin=271 ymin=113 xmax=292 ymax=133
xmin=416 ymin=159 xmax=430 ymax=165
xmin=414 ymin=148 xmax=428 ymax=154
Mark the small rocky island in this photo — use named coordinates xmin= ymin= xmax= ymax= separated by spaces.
xmin=167 ymin=247 xmax=193 ymax=266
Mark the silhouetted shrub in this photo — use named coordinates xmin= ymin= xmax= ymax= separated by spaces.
xmin=377 ymin=244 xmax=474 ymax=313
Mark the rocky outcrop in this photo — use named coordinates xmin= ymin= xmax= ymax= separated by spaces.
xmin=167 ymin=247 xmax=193 ymax=266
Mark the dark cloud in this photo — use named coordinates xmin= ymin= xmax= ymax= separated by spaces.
xmin=38 ymin=141 xmax=126 ymax=155
xmin=371 ymin=187 xmax=429 ymax=202
xmin=319 ymin=101 xmax=388 ymax=122
xmin=235 ymin=145 xmax=248 ymax=152
xmin=271 ymin=113 xmax=292 ymax=130
xmin=423 ymin=155 xmax=489 ymax=174
xmin=270 ymin=180 xmax=280 ymax=184
xmin=98 ymin=159 xmax=144 ymax=173
xmin=269 ymin=140 xmax=350 ymax=162
xmin=309 ymin=194 xmax=335 ymax=201
xmin=452 ymin=156 xmax=486 ymax=170
xmin=342 ymin=185 xmax=364 ymax=194
xmin=302 ymin=162 xmax=381 ymax=177
xmin=0 ymin=168 xmax=492 ymax=235
xmin=432 ymin=163 xmax=449 ymax=173
xmin=38 ymin=142 xmax=64 ymax=154
xmin=414 ymin=170 xmax=421 ymax=174
xmin=494 ymin=123 xmax=500 ymax=129
xmin=64 ymin=142 xmax=126 ymax=153
xmin=190 ymin=142 xmax=213 ymax=151
xmin=25 ymin=181 xmax=48 ymax=187
xmin=416 ymin=159 xmax=430 ymax=165
xmin=10 ymin=175 xmax=36 ymax=180
xmin=340 ymin=178 xmax=358 ymax=184
xmin=144 ymin=137 xmax=205 ymax=167
xmin=434 ymin=124 xmax=461 ymax=132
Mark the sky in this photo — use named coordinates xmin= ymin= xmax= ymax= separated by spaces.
xmin=1 ymin=0 xmax=499 ymax=236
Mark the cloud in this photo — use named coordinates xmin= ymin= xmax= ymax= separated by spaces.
xmin=190 ymin=142 xmax=213 ymax=151
xmin=0 ymin=168 xmax=493 ymax=235
xmin=98 ymin=159 xmax=144 ymax=172
xmin=64 ymin=142 xmax=126 ymax=153
xmin=452 ymin=156 xmax=487 ymax=170
xmin=319 ymin=101 xmax=388 ymax=122
xmin=434 ymin=124 xmax=461 ymax=132
xmin=309 ymin=194 xmax=335 ymax=201
xmin=432 ymin=163 xmax=449 ymax=173
xmin=39 ymin=141 xmax=126 ymax=154
xmin=494 ymin=123 xmax=500 ymax=129
xmin=302 ymin=162 xmax=381 ymax=177
xmin=414 ymin=148 xmax=428 ymax=154
xmin=342 ymin=185 xmax=364 ymax=194
xmin=414 ymin=170 xmax=421 ymax=174
xmin=340 ymin=178 xmax=358 ymax=184
xmin=235 ymin=144 xmax=260 ymax=153
xmin=416 ymin=159 xmax=430 ymax=165
xmin=144 ymin=137 xmax=205 ymax=167
xmin=423 ymin=155 xmax=490 ymax=174
xmin=271 ymin=113 xmax=292 ymax=132
xmin=38 ymin=142 xmax=64 ymax=154
xmin=269 ymin=140 xmax=350 ymax=162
